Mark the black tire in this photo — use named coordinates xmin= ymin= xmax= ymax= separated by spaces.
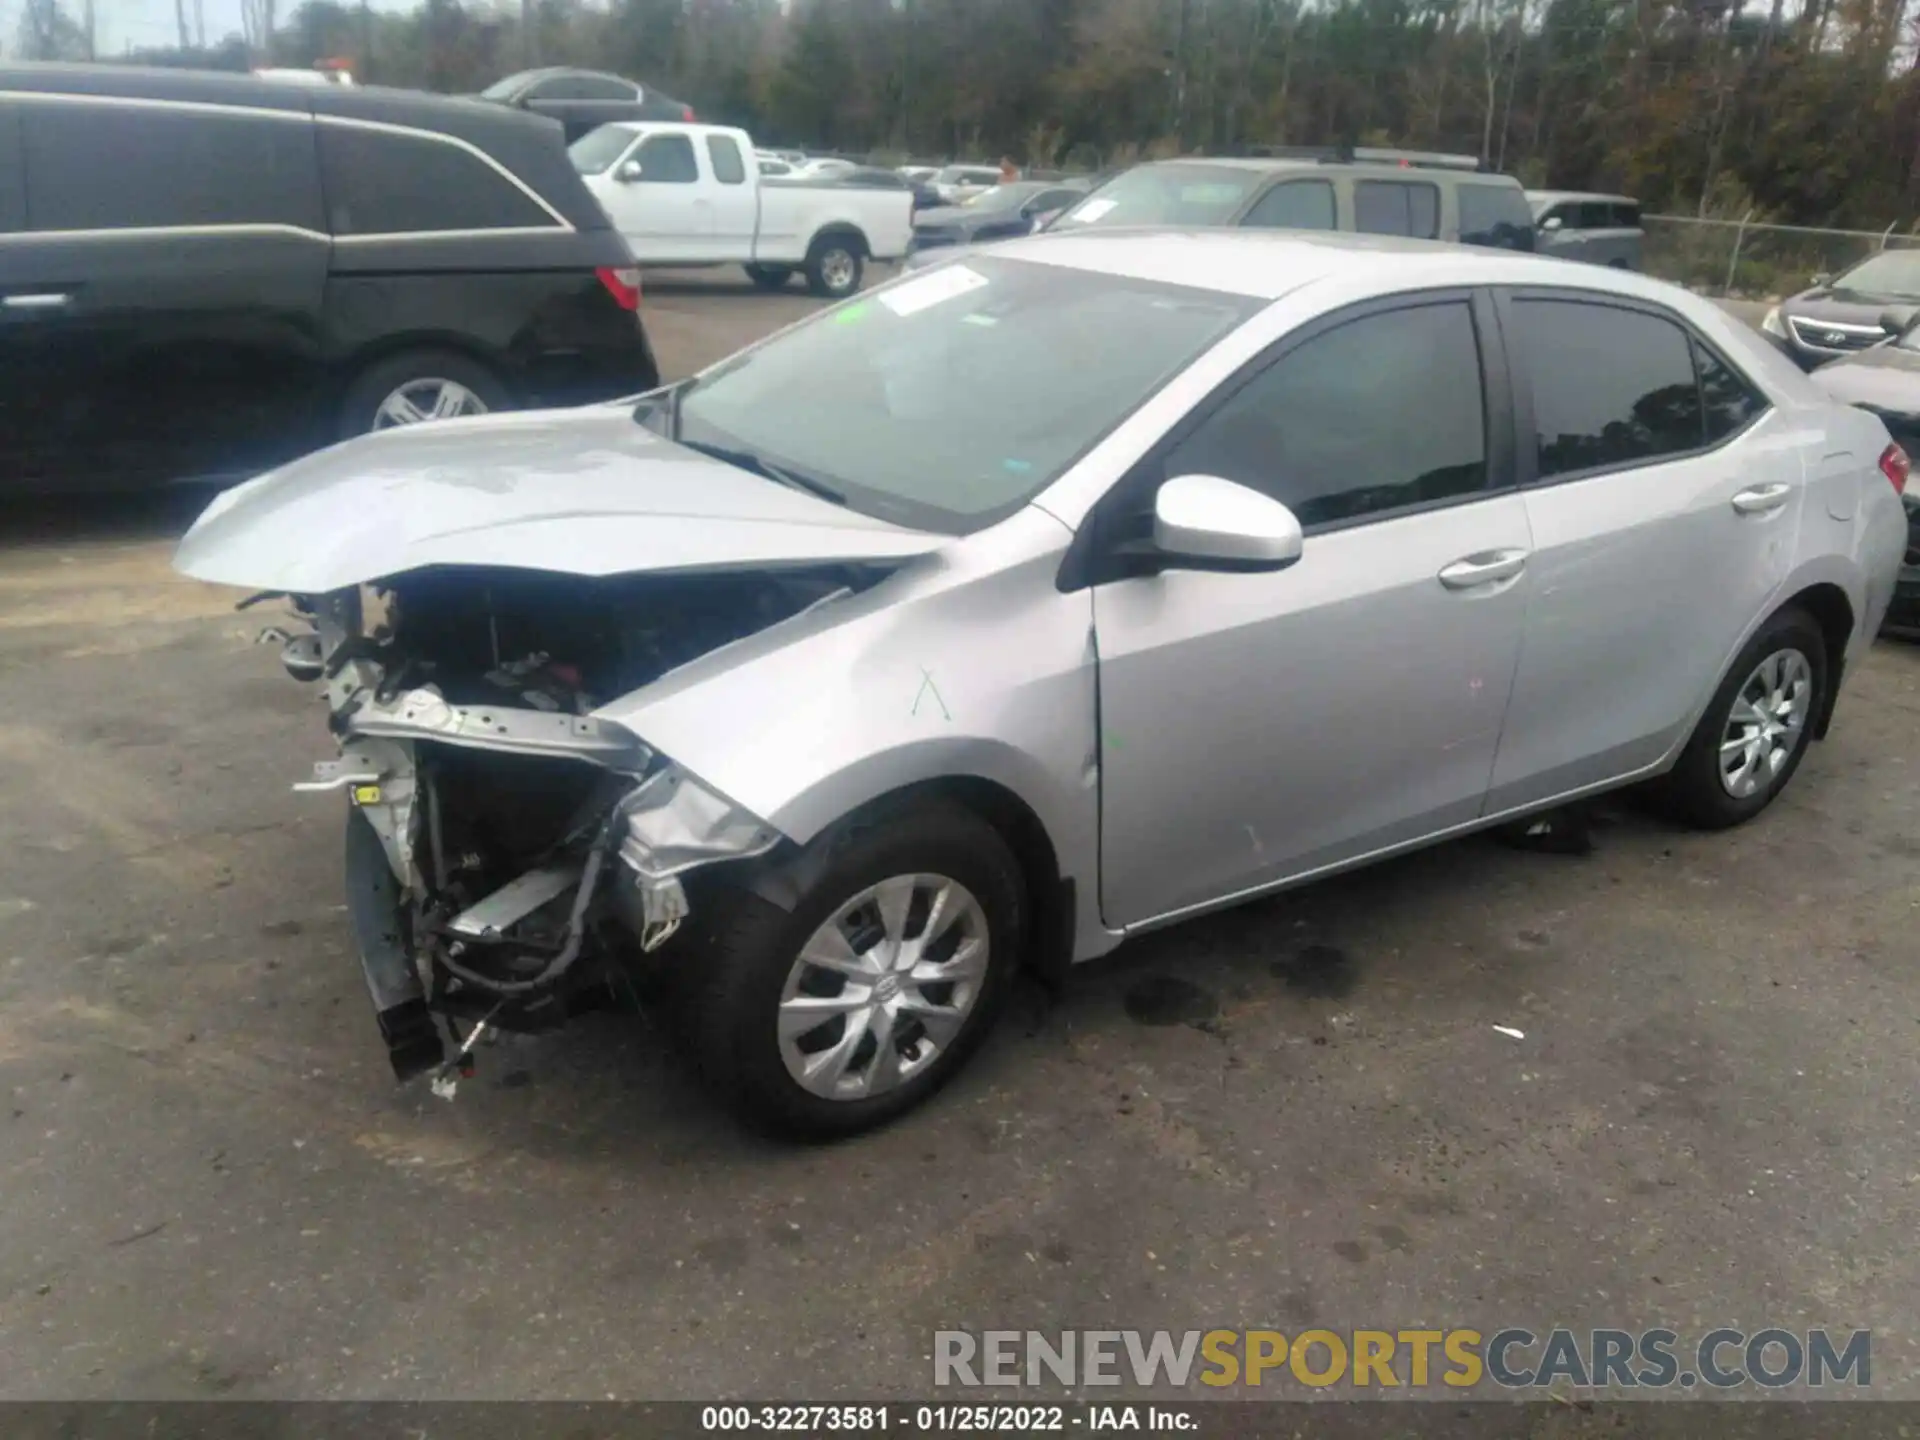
xmin=338 ymin=348 xmax=509 ymax=440
xmin=804 ymin=234 xmax=866 ymax=299
xmin=676 ymin=799 xmax=1024 ymax=1140
xmin=1652 ymin=606 xmax=1827 ymax=830
xmin=745 ymin=263 xmax=795 ymax=291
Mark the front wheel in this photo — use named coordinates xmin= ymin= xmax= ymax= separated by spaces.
xmin=675 ymin=800 xmax=1024 ymax=1139
xmin=804 ymin=236 xmax=865 ymax=299
xmin=1653 ymin=606 xmax=1827 ymax=829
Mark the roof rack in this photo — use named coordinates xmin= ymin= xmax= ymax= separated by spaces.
xmin=1231 ymin=143 xmax=1493 ymax=173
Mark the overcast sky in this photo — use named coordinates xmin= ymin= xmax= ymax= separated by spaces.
xmin=2 ymin=0 xmax=415 ymax=57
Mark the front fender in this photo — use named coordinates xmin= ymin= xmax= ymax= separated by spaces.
xmin=593 ymin=505 xmax=1100 ymax=899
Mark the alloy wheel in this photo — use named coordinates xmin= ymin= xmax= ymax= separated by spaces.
xmin=372 ymin=377 xmax=489 ymax=430
xmin=777 ymin=873 xmax=989 ymax=1101
xmin=1718 ymin=647 xmax=1813 ymax=799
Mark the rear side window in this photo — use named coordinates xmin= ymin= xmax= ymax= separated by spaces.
xmin=1457 ymin=183 xmax=1534 ymax=248
xmin=22 ymin=102 xmax=321 ymax=232
xmin=1576 ymin=201 xmax=1615 ymax=229
xmin=319 ymin=125 xmax=555 ymax=235
xmin=634 ymin=133 xmax=699 ymax=184
xmin=707 ymin=135 xmax=746 ymax=185
xmin=1696 ymin=340 xmax=1766 ymax=441
xmin=1614 ymin=202 xmax=1642 ymax=228
xmin=531 ymin=75 xmax=632 ymax=102
xmin=1511 ymin=299 xmax=1704 ymax=477
xmin=1242 ymin=180 xmax=1335 ymax=231
xmin=1355 ymin=180 xmax=1439 ymax=239
xmin=1164 ymin=301 xmax=1488 ymax=528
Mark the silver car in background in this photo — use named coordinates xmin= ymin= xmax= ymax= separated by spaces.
xmin=1528 ymin=190 xmax=1644 ymax=269
xmin=175 ymin=232 xmax=1907 ymax=1139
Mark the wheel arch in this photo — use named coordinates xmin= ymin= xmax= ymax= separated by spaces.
xmin=337 ymin=334 xmax=517 ymax=407
xmin=807 ymin=221 xmax=872 ymax=259
xmin=1780 ymin=580 xmax=1856 ymax=739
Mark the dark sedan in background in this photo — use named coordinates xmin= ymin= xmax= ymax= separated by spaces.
xmin=902 ymin=179 xmax=1093 ymax=266
xmin=1762 ymin=249 xmax=1920 ymax=370
xmin=1813 ymin=321 xmax=1920 ymax=634
xmin=477 ymin=67 xmax=696 ymax=143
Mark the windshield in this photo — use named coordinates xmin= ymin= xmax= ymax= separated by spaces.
xmin=480 ymin=71 xmax=536 ymax=101
xmin=664 ymin=256 xmax=1261 ymax=534
xmin=1830 ymin=251 xmax=1920 ymax=300
xmin=1054 ymin=164 xmax=1265 ymax=229
xmin=569 ymin=127 xmax=636 ymax=176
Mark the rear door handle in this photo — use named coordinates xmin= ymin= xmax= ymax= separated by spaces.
xmin=1731 ymin=482 xmax=1792 ymax=515
xmin=1 ymin=292 xmax=72 ymax=312
xmin=1438 ymin=549 xmax=1529 ymax=590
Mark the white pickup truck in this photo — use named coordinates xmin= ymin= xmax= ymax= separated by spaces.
xmin=571 ymin=122 xmax=913 ymax=299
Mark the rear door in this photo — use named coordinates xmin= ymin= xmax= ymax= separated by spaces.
xmin=521 ymin=73 xmax=638 ymax=144
xmin=0 ymin=94 xmax=328 ymax=491
xmin=702 ymin=130 xmax=757 ymax=260
xmin=1483 ymin=290 xmax=1795 ymax=813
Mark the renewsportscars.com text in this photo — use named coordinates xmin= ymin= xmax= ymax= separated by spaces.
xmin=933 ymin=1328 xmax=1871 ymax=1390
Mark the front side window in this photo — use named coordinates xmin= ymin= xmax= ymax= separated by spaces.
xmin=1510 ymin=299 xmax=1705 ymax=477
xmin=1241 ymin=180 xmax=1335 ymax=231
xmin=1162 ymin=301 xmax=1489 ymax=529
xmin=1354 ymin=180 xmax=1439 ymax=239
xmin=1055 ymin=163 xmax=1266 ymax=229
xmin=707 ymin=135 xmax=746 ymax=185
xmin=661 ymin=257 xmax=1262 ymax=534
xmin=633 ymin=133 xmax=699 ymax=184
xmin=320 ymin=125 xmax=555 ymax=234
xmin=23 ymin=103 xmax=321 ymax=232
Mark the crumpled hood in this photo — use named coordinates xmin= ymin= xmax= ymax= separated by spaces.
xmin=173 ymin=406 xmax=944 ymax=593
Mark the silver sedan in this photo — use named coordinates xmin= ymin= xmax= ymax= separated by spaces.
xmin=176 ymin=231 xmax=1909 ymax=1138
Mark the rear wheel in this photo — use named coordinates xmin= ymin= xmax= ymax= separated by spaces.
xmin=675 ymin=800 xmax=1024 ymax=1139
xmin=804 ymin=236 xmax=865 ymax=299
xmin=745 ymin=263 xmax=794 ymax=291
xmin=1653 ymin=606 xmax=1827 ymax=829
xmin=339 ymin=349 xmax=508 ymax=440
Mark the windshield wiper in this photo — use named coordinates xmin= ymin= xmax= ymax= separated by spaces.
xmin=676 ymin=438 xmax=848 ymax=506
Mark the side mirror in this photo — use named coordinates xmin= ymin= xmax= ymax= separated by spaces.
xmin=616 ymin=159 xmax=645 ymax=183
xmin=1539 ymin=215 xmax=1563 ymax=232
xmin=1810 ymin=271 xmax=1833 ymax=288
xmin=1880 ymin=307 xmax=1914 ymax=336
xmin=1152 ymin=474 xmax=1303 ymax=571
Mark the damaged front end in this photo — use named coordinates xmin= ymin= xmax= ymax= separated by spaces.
xmin=271 ymin=566 xmax=857 ymax=1084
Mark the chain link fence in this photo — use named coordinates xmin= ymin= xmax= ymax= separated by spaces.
xmin=1643 ymin=214 xmax=1920 ymax=300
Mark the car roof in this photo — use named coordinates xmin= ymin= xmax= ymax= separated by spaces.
xmin=984 ymin=227 xmax=1683 ymax=303
xmin=1527 ymin=189 xmax=1638 ymax=206
xmin=1131 ymin=156 xmax=1522 ymax=183
xmin=0 ymin=61 xmax=610 ymax=231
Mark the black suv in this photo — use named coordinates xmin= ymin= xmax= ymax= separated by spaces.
xmin=477 ymin=68 xmax=695 ymax=143
xmin=0 ymin=64 xmax=660 ymax=495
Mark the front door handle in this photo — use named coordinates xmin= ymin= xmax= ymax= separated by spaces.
xmin=1438 ymin=548 xmax=1529 ymax=590
xmin=1731 ymin=482 xmax=1792 ymax=515
xmin=1 ymin=292 xmax=72 ymax=312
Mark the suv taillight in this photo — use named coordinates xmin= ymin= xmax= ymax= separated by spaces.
xmin=1879 ymin=442 xmax=1910 ymax=494
xmin=596 ymin=266 xmax=642 ymax=311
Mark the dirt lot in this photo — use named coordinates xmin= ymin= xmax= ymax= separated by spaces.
xmin=1 ymin=268 xmax=1918 ymax=1402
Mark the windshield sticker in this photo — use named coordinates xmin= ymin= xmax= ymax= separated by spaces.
xmin=1068 ymin=198 xmax=1116 ymax=223
xmin=878 ymin=265 xmax=990 ymax=318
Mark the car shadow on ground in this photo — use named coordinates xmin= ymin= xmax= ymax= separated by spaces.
xmin=0 ymin=486 xmax=223 ymax=551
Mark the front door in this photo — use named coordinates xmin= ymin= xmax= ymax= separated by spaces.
xmin=1093 ymin=293 xmax=1534 ymax=928
xmin=591 ymin=130 xmax=711 ymax=264
xmin=1483 ymin=290 xmax=1799 ymax=813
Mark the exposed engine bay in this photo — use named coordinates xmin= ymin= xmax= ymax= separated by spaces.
xmin=267 ymin=562 xmax=887 ymax=1086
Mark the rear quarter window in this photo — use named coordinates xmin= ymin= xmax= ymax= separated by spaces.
xmin=318 ymin=124 xmax=558 ymax=235
xmin=1457 ymin=183 xmax=1534 ymax=249
xmin=21 ymin=101 xmax=321 ymax=232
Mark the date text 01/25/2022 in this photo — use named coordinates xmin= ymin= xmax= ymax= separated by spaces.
xmin=699 ymin=1405 xmax=1196 ymax=1431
